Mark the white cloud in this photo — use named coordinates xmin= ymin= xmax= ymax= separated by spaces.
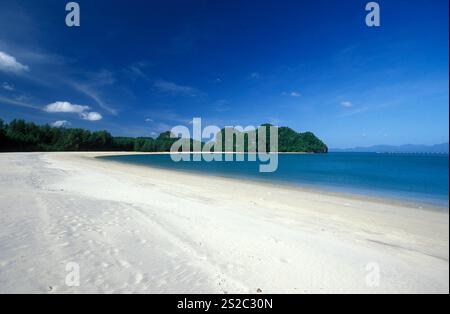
xmin=80 ymin=111 xmax=102 ymax=121
xmin=144 ymin=118 xmax=153 ymax=122
xmin=2 ymin=82 xmax=14 ymax=91
xmin=126 ymin=61 xmax=152 ymax=79
xmin=44 ymin=101 xmax=102 ymax=121
xmin=44 ymin=101 xmax=90 ymax=113
xmin=340 ymin=101 xmax=353 ymax=108
xmin=250 ymin=72 xmax=260 ymax=80
xmin=51 ymin=120 xmax=70 ymax=128
xmin=0 ymin=51 xmax=29 ymax=73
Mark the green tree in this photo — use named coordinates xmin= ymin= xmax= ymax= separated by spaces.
xmin=0 ymin=119 xmax=8 ymax=150
xmin=0 ymin=117 xmax=327 ymax=153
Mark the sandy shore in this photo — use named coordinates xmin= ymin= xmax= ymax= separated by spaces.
xmin=0 ymin=152 xmax=448 ymax=294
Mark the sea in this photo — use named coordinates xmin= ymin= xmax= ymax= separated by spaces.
xmin=98 ymin=153 xmax=449 ymax=208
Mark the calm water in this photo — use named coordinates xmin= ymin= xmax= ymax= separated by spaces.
xmin=99 ymin=153 xmax=449 ymax=207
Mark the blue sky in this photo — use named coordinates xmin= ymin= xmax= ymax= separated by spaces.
xmin=0 ymin=0 xmax=448 ymax=148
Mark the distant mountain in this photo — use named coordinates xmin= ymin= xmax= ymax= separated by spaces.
xmin=330 ymin=143 xmax=449 ymax=154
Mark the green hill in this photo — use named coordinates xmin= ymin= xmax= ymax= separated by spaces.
xmin=216 ymin=124 xmax=328 ymax=153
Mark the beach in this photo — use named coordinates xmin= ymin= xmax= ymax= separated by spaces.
xmin=0 ymin=152 xmax=448 ymax=293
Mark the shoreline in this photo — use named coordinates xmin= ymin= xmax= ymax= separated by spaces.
xmin=0 ymin=152 xmax=448 ymax=293
xmin=93 ymin=152 xmax=448 ymax=212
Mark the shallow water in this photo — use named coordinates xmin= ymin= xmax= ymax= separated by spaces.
xmin=99 ymin=153 xmax=449 ymax=208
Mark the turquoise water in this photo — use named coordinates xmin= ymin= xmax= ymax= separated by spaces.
xmin=99 ymin=153 xmax=449 ymax=207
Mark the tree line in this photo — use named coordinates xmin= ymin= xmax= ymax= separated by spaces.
xmin=0 ymin=119 xmax=180 ymax=152
xmin=0 ymin=118 xmax=328 ymax=153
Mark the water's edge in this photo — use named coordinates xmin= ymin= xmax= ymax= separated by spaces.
xmin=96 ymin=153 xmax=449 ymax=211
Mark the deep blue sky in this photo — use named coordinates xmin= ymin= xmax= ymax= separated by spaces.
xmin=0 ymin=0 xmax=448 ymax=148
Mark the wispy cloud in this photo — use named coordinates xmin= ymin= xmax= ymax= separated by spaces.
xmin=125 ymin=61 xmax=153 ymax=80
xmin=19 ymin=51 xmax=69 ymax=66
xmin=2 ymin=82 xmax=14 ymax=91
xmin=340 ymin=101 xmax=353 ymax=108
xmin=337 ymin=100 xmax=401 ymax=118
xmin=153 ymin=79 xmax=203 ymax=97
xmin=88 ymin=69 xmax=116 ymax=86
xmin=0 ymin=51 xmax=29 ymax=73
xmin=0 ymin=95 xmax=40 ymax=110
xmin=283 ymin=91 xmax=301 ymax=97
xmin=70 ymin=82 xmax=117 ymax=115
xmin=44 ymin=101 xmax=103 ymax=121
xmin=1 ymin=39 xmax=118 ymax=117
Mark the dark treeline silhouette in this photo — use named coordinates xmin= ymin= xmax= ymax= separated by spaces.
xmin=0 ymin=118 xmax=328 ymax=153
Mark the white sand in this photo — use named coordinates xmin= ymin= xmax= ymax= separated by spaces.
xmin=0 ymin=152 xmax=448 ymax=294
